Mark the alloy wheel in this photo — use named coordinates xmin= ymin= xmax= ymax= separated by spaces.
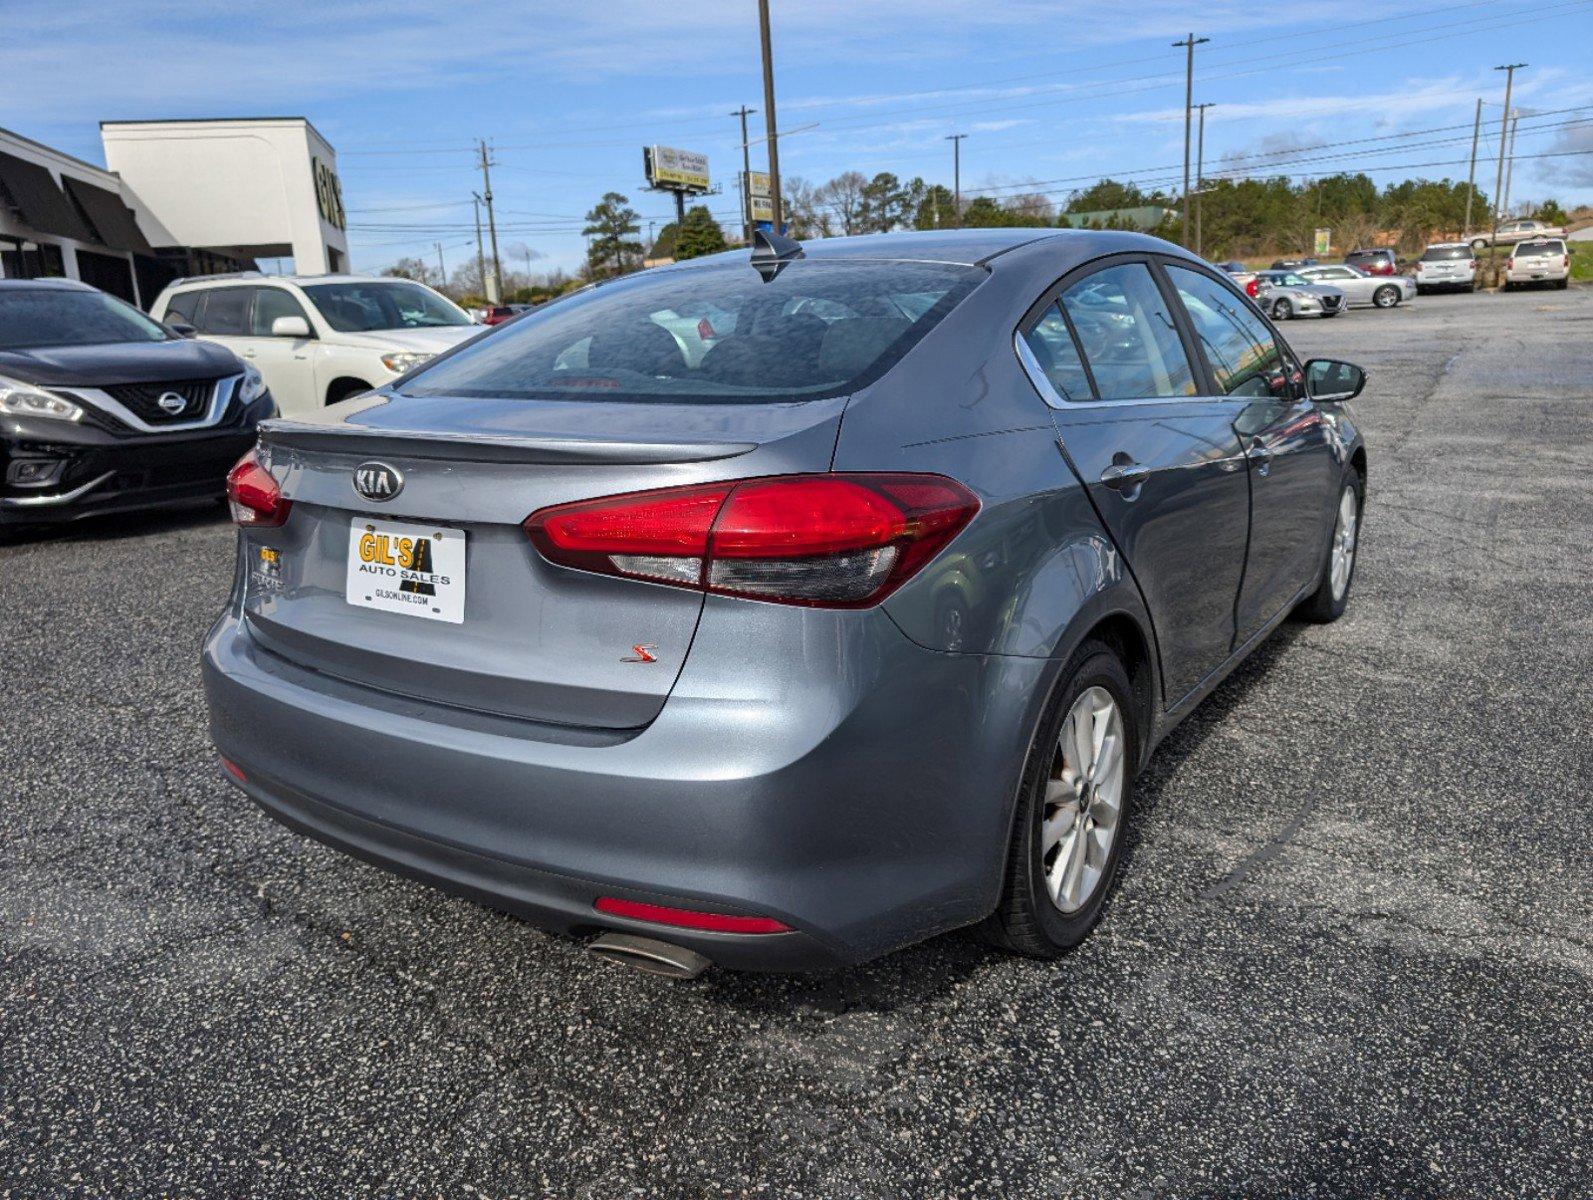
xmin=1041 ymin=686 xmax=1126 ymax=914
xmin=1330 ymin=486 xmax=1359 ymax=601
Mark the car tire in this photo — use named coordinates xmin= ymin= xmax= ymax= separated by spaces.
xmin=1465 ymin=283 xmax=1475 ymax=293
xmin=1470 ymin=238 xmax=1488 ymax=252
xmin=1271 ymin=298 xmax=1293 ymax=321
xmin=979 ymin=640 xmax=1138 ymax=959
xmin=1372 ymin=285 xmax=1399 ymax=308
xmin=1298 ymin=470 xmax=1363 ymax=624
xmin=1556 ymin=278 xmax=1569 ymax=290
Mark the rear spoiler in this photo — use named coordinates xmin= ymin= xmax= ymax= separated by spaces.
xmin=259 ymin=418 xmax=756 ymax=466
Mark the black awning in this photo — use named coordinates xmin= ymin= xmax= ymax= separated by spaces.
xmin=62 ymin=176 xmax=154 ymax=254
xmin=0 ymin=150 xmax=93 ymax=241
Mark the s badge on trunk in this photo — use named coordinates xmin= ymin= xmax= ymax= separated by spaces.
xmin=353 ymin=462 xmax=403 ymax=502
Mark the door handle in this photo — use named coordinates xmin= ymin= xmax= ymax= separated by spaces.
xmin=1246 ymin=441 xmax=1272 ymax=475
xmin=1099 ymin=457 xmax=1151 ymax=492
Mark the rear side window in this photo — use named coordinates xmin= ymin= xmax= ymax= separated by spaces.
xmin=402 ymin=259 xmax=984 ymax=403
xmin=1166 ymin=266 xmax=1286 ymax=399
xmin=1020 ymin=304 xmax=1093 ymax=402
xmin=196 ymin=287 xmax=255 ymax=336
xmin=164 ymin=289 xmax=206 ymax=326
xmin=1420 ymin=246 xmax=1471 ymax=262
xmin=1059 ymin=263 xmax=1196 ymax=401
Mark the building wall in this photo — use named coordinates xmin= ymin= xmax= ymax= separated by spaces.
xmin=0 ymin=128 xmax=145 ymax=304
xmin=101 ymin=118 xmax=348 ymax=273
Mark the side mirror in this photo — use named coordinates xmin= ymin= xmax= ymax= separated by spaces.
xmin=270 ymin=315 xmax=313 ymax=338
xmin=167 ymin=320 xmax=197 ymax=338
xmin=1304 ymin=358 xmax=1366 ymax=403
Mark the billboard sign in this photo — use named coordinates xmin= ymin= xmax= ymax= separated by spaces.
xmin=749 ymin=194 xmax=774 ymax=222
xmin=1313 ymin=227 xmax=1331 ymax=256
xmin=644 ymin=145 xmax=710 ymax=193
xmin=747 ymin=170 xmax=771 ymax=198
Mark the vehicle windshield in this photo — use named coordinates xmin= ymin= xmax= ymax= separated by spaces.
xmin=300 ymin=280 xmax=472 ymax=332
xmin=1420 ymin=246 xmax=1471 ymax=262
xmin=1515 ymin=240 xmax=1565 ymax=255
xmin=0 ymin=287 xmax=170 ymax=351
xmin=400 ymin=258 xmax=985 ymax=404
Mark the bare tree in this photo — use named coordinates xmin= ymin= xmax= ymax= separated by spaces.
xmin=815 ymin=171 xmax=869 ymax=237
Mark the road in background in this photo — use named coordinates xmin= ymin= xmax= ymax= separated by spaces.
xmin=2 ymin=289 xmax=1589 ymax=1198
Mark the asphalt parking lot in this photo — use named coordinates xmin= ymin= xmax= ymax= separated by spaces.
xmin=3 ymin=286 xmax=1590 ymax=1198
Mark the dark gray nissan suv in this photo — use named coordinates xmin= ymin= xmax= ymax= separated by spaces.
xmin=203 ymin=229 xmax=1367 ymax=976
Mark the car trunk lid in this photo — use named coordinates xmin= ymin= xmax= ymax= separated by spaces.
xmin=241 ymin=391 xmax=846 ymax=729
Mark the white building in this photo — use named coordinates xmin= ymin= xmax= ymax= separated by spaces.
xmin=0 ymin=117 xmax=348 ymax=309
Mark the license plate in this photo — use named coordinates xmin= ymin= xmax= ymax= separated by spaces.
xmin=346 ymin=517 xmax=466 ymax=623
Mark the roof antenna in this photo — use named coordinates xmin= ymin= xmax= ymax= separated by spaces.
xmin=750 ymin=227 xmax=803 ymax=281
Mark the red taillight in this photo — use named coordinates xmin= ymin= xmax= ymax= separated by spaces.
xmin=226 ymin=449 xmax=290 ymax=527
xmin=219 ymin=756 xmax=247 ymax=782
xmin=525 ymin=473 xmax=979 ymax=608
xmin=1470 ymin=259 xmax=1478 ymax=270
xmin=697 ymin=316 xmax=716 ymax=341
xmin=1245 ymin=278 xmax=1260 ymax=297
xmin=594 ymin=896 xmax=792 ymax=934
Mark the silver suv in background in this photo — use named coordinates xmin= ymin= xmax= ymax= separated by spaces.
xmin=1413 ymin=244 xmax=1477 ymax=293
xmin=1504 ymin=238 xmax=1570 ymax=290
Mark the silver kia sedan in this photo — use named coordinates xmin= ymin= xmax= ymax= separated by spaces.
xmin=1296 ymin=263 xmax=1416 ymax=309
xmin=204 ymin=229 xmax=1368 ymax=976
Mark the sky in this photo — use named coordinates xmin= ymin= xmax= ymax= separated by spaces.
xmin=8 ymin=0 xmax=1593 ymax=277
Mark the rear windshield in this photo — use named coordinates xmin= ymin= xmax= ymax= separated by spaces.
xmin=1514 ymin=240 xmax=1565 ymax=255
xmin=400 ymin=259 xmax=984 ymax=403
xmin=1420 ymin=246 xmax=1471 ymax=261
xmin=0 ymin=287 xmax=170 ymax=351
xmin=1346 ymin=250 xmax=1390 ymax=262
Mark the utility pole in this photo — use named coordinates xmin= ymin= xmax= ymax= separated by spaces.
xmin=1173 ymin=33 xmax=1209 ymax=247
xmin=732 ymin=105 xmax=756 ymax=242
xmin=476 ymin=138 xmax=502 ymax=303
xmin=1194 ymin=103 xmax=1214 ymax=257
xmin=1490 ymin=64 xmax=1526 ymax=262
xmin=470 ymin=194 xmax=487 ymax=297
xmin=946 ymin=133 xmax=968 ymax=228
xmin=756 ymin=0 xmax=783 ymax=230
xmin=434 ymin=241 xmax=447 ymax=287
xmin=1502 ymin=108 xmax=1522 ymax=218
xmin=1463 ymin=97 xmax=1483 ymax=236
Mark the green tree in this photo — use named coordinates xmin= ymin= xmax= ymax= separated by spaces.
xmin=674 ymin=206 xmax=728 ymax=260
xmin=913 ymin=184 xmax=956 ymax=229
xmin=583 ymin=192 xmax=642 ymax=278
xmin=650 ymin=221 xmax=679 ymax=260
xmin=1535 ymin=198 xmax=1568 ymax=225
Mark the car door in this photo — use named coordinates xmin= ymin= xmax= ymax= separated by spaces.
xmin=189 ymin=284 xmax=261 ymax=366
xmin=1163 ymin=263 xmax=1337 ymax=644
xmin=1018 ymin=257 xmax=1250 ymax=706
xmin=247 ymin=286 xmax=318 ymax=414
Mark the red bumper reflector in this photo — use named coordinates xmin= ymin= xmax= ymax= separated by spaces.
xmin=594 ymin=896 xmax=792 ymax=934
xmin=220 ymin=756 xmax=247 ymax=783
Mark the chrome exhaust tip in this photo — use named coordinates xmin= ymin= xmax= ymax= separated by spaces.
xmin=587 ymin=932 xmax=712 ymax=980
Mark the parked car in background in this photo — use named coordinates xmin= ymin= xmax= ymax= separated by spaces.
xmin=152 ymin=274 xmax=481 ymax=416
xmin=1253 ymin=270 xmax=1346 ymax=319
xmin=1218 ymin=261 xmax=1260 ymax=298
xmin=481 ymin=305 xmax=518 ymax=326
xmin=1504 ymin=238 xmax=1570 ymax=290
xmin=1 ymin=279 xmax=272 ymax=527
xmin=1296 ymin=263 xmax=1416 ymax=309
xmin=1270 ymin=258 xmax=1318 ymax=270
xmin=1344 ymin=248 xmax=1398 ymax=276
xmin=204 ymin=228 xmax=1368 ymax=976
xmin=1471 ymin=218 xmax=1567 ymax=250
xmin=1413 ymin=243 xmax=1477 ymax=293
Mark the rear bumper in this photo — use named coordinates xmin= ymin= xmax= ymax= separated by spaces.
xmin=0 ymin=399 xmax=269 ymax=526
xmin=202 ymin=600 xmax=1051 ymax=971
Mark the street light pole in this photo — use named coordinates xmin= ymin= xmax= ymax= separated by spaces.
xmin=1489 ymin=64 xmax=1526 ymax=263
xmin=732 ymin=105 xmax=756 ymax=242
xmin=471 ymin=193 xmax=486 ymax=295
xmin=757 ymin=0 xmax=783 ymax=230
xmin=476 ymin=139 xmax=503 ymax=303
xmin=1194 ymin=102 xmax=1214 ymax=257
xmin=946 ymin=133 xmax=967 ymax=228
xmin=1173 ymin=33 xmax=1209 ymax=248
xmin=1502 ymin=108 xmax=1522 ymax=219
